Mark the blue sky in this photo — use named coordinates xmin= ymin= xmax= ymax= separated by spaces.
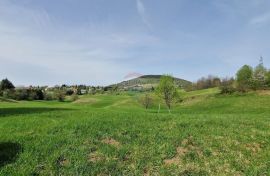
xmin=0 ymin=0 xmax=270 ymax=86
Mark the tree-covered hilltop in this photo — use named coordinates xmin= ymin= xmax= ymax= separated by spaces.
xmin=113 ymin=75 xmax=192 ymax=90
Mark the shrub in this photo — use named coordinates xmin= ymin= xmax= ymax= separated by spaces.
xmin=44 ymin=92 xmax=54 ymax=101
xmin=266 ymin=71 xmax=270 ymax=88
xmin=2 ymin=89 xmax=16 ymax=99
xmin=35 ymin=89 xmax=44 ymax=100
xmin=71 ymin=93 xmax=79 ymax=102
xmin=220 ymin=86 xmax=236 ymax=94
xmin=54 ymin=90 xmax=66 ymax=102
xmin=66 ymin=89 xmax=74 ymax=96
xmin=14 ymin=89 xmax=29 ymax=100
xmin=139 ymin=93 xmax=153 ymax=109
xmin=236 ymin=65 xmax=253 ymax=91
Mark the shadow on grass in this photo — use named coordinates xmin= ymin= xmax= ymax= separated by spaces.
xmin=0 ymin=142 xmax=22 ymax=167
xmin=0 ymin=107 xmax=72 ymax=117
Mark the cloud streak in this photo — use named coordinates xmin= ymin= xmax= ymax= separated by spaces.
xmin=0 ymin=0 xmax=161 ymax=86
xmin=136 ymin=0 xmax=151 ymax=29
xmin=250 ymin=12 xmax=270 ymax=25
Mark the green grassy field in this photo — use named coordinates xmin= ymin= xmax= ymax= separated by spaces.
xmin=0 ymin=89 xmax=270 ymax=175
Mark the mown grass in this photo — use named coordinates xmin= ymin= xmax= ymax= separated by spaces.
xmin=0 ymin=90 xmax=270 ymax=175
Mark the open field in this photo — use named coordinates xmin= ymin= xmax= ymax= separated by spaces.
xmin=0 ymin=89 xmax=270 ymax=175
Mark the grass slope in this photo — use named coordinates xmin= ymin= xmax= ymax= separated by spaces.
xmin=0 ymin=90 xmax=270 ymax=175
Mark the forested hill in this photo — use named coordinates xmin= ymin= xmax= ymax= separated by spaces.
xmin=113 ymin=75 xmax=192 ymax=89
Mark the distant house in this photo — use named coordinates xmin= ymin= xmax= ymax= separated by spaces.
xmin=81 ymin=89 xmax=87 ymax=94
xmin=125 ymin=85 xmax=144 ymax=91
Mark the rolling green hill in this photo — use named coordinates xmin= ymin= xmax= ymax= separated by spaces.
xmin=1 ymin=90 xmax=270 ymax=175
xmin=113 ymin=75 xmax=192 ymax=90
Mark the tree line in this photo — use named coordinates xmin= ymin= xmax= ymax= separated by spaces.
xmin=185 ymin=59 xmax=270 ymax=93
xmin=1 ymin=59 xmax=270 ymax=110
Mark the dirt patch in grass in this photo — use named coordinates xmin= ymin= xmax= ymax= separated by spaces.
xmin=257 ymin=90 xmax=270 ymax=96
xmin=245 ymin=142 xmax=262 ymax=153
xmin=164 ymin=156 xmax=180 ymax=165
xmin=56 ymin=156 xmax=70 ymax=167
xmin=101 ymin=138 xmax=121 ymax=148
xmin=176 ymin=147 xmax=189 ymax=156
xmin=88 ymin=152 xmax=104 ymax=163
xmin=164 ymin=136 xmax=203 ymax=166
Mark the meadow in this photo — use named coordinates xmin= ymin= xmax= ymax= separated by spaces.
xmin=0 ymin=89 xmax=270 ymax=175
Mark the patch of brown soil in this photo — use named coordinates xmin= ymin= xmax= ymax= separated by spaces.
xmin=164 ymin=156 xmax=180 ymax=165
xmin=102 ymin=138 xmax=121 ymax=148
xmin=88 ymin=152 xmax=104 ymax=163
xmin=245 ymin=143 xmax=262 ymax=153
xmin=257 ymin=90 xmax=270 ymax=96
xmin=57 ymin=156 xmax=70 ymax=167
xmin=164 ymin=136 xmax=204 ymax=166
xmin=143 ymin=168 xmax=150 ymax=176
xmin=177 ymin=147 xmax=189 ymax=156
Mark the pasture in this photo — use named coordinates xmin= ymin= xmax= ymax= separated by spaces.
xmin=0 ymin=89 xmax=270 ymax=175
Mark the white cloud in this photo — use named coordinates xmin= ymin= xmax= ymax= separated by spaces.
xmin=250 ymin=12 xmax=270 ymax=25
xmin=0 ymin=0 xmax=160 ymax=85
xmin=136 ymin=0 xmax=151 ymax=29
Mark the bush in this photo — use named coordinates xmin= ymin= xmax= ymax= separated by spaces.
xmin=71 ymin=93 xmax=79 ymax=102
xmin=14 ymin=89 xmax=29 ymax=100
xmin=35 ymin=89 xmax=44 ymax=100
xmin=2 ymin=89 xmax=15 ymax=99
xmin=54 ymin=90 xmax=66 ymax=102
xmin=236 ymin=65 xmax=253 ymax=91
xmin=220 ymin=86 xmax=236 ymax=94
xmin=139 ymin=93 xmax=153 ymax=109
xmin=266 ymin=71 xmax=270 ymax=88
xmin=44 ymin=92 xmax=54 ymax=101
xmin=66 ymin=89 xmax=74 ymax=96
xmin=10 ymin=89 xmax=45 ymax=101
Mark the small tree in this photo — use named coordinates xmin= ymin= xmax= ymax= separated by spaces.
xmin=219 ymin=77 xmax=236 ymax=94
xmin=71 ymin=93 xmax=79 ymax=102
xmin=156 ymin=75 xmax=179 ymax=113
xmin=265 ymin=71 xmax=270 ymax=88
xmin=139 ymin=93 xmax=153 ymax=109
xmin=0 ymin=78 xmax=15 ymax=91
xmin=54 ymin=90 xmax=66 ymax=102
xmin=236 ymin=65 xmax=253 ymax=91
xmin=253 ymin=61 xmax=267 ymax=89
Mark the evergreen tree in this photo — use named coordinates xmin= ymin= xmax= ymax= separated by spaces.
xmin=0 ymin=78 xmax=15 ymax=91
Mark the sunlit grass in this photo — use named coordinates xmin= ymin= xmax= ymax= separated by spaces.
xmin=0 ymin=89 xmax=270 ymax=175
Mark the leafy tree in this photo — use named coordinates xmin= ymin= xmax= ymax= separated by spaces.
xmin=71 ymin=93 xmax=79 ymax=102
xmin=44 ymin=92 xmax=54 ymax=101
xmin=187 ymin=75 xmax=221 ymax=91
xmin=0 ymin=78 xmax=15 ymax=91
xmin=219 ymin=77 xmax=236 ymax=94
xmin=14 ymin=89 xmax=29 ymax=100
xmin=156 ymin=75 xmax=179 ymax=113
xmin=65 ymin=89 xmax=74 ymax=96
xmin=35 ymin=89 xmax=44 ymax=100
xmin=265 ymin=71 xmax=270 ymax=87
xmin=236 ymin=65 xmax=253 ymax=91
xmin=54 ymin=90 xmax=66 ymax=102
xmin=253 ymin=62 xmax=267 ymax=89
xmin=2 ymin=89 xmax=15 ymax=99
xmin=139 ymin=93 xmax=153 ymax=109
